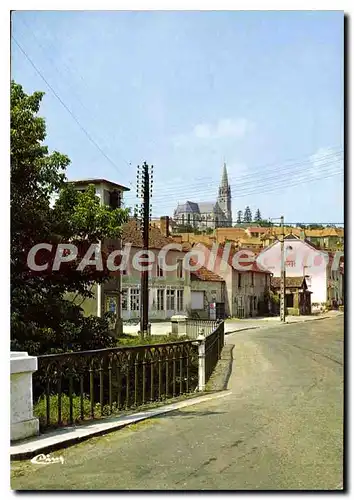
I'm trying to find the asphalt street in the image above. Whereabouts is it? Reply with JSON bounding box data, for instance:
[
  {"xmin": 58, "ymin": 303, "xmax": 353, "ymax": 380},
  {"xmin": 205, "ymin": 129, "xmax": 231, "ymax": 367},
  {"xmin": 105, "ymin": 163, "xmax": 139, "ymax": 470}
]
[{"xmin": 11, "ymin": 316, "xmax": 344, "ymax": 491}]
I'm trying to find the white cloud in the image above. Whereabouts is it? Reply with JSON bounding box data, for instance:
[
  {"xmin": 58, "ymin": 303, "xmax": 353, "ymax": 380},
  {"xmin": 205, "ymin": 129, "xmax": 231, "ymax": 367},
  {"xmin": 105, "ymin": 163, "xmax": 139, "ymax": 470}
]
[
  {"xmin": 310, "ymin": 147, "xmax": 342, "ymax": 176},
  {"xmin": 193, "ymin": 118, "xmax": 251, "ymax": 140},
  {"xmin": 173, "ymin": 117, "xmax": 252, "ymax": 147}
]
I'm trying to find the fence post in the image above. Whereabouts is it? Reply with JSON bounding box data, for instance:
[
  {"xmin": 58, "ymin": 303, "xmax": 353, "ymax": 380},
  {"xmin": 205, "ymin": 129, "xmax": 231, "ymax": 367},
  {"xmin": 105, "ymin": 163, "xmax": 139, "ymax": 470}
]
[
  {"xmin": 197, "ymin": 334, "xmax": 206, "ymax": 391},
  {"xmin": 11, "ymin": 351, "xmax": 39, "ymax": 441}
]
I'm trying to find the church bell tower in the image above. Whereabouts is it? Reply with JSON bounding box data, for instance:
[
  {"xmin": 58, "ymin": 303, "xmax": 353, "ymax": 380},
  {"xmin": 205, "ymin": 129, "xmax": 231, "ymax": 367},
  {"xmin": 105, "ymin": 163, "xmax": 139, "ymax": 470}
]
[{"xmin": 217, "ymin": 162, "xmax": 232, "ymax": 226}]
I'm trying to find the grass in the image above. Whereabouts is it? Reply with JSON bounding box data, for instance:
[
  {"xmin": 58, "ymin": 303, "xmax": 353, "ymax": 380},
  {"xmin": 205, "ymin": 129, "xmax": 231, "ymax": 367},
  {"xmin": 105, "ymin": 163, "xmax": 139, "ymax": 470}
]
[
  {"xmin": 116, "ymin": 334, "xmax": 191, "ymax": 347},
  {"xmin": 33, "ymin": 394, "xmax": 114, "ymax": 427},
  {"xmin": 33, "ymin": 388, "xmax": 201, "ymax": 431}
]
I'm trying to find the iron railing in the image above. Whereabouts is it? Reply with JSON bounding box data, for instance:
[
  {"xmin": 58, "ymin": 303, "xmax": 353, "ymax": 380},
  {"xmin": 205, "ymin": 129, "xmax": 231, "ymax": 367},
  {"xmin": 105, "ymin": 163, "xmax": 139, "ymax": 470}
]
[
  {"xmin": 33, "ymin": 340, "xmax": 198, "ymax": 431},
  {"xmin": 205, "ymin": 321, "xmax": 225, "ymax": 382},
  {"xmin": 185, "ymin": 319, "xmax": 219, "ymax": 339}
]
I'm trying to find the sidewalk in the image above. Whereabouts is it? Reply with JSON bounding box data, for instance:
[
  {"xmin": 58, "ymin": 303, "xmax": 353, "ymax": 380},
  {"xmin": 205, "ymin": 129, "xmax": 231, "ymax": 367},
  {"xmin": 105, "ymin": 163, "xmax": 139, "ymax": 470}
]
[
  {"xmin": 225, "ymin": 310, "xmax": 343, "ymax": 335},
  {"xmin": 11, "ymin": 392, "xmax": 232, "ymax": 460}
]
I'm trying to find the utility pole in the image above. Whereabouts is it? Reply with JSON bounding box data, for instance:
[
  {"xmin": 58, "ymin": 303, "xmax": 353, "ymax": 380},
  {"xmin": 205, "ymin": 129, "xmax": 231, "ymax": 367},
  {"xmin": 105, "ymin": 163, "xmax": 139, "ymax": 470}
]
[
  {"xmin": 280, "ymin": 215, "xmax": 286, "ymax": 322},
  {"xmin": 136, "ymin": 162, "xmax": 153, "ymax": 339}
]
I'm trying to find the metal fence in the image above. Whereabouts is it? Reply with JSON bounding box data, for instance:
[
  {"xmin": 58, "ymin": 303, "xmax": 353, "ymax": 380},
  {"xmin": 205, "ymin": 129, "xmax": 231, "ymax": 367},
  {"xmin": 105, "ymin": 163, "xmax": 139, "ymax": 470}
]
[
  {"xmin": 33, "ymin": 341, "xmax": 198, "ymax": 431},
  {"xmin": 205, "ymin": 321, "xmax": 225, "ymax": 382},
  {"xmin": 32, "ymin": 321, "xmax": 225, "ymax": 432},
  {"xmin": 185, "ymin": 319, "xmax": 219, "ymax": 339}
]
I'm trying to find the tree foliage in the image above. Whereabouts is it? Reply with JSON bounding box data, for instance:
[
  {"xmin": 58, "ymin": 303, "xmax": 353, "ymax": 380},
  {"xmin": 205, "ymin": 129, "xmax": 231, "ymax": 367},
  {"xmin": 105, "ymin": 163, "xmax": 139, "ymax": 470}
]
[
  {"xmin": 254, "ymin": 208, "xmax": 262, "ymax": 222},
  {"xmin": 243, "ymin": 206, "xmax": 252, "ymax": 223},
  {"xmin": 236, "ymin": 210, "xmax": 243, "ymax": 224},
  {"xmin": 11, "ymin": 81, "xmax": 129, "ymax": 355}
]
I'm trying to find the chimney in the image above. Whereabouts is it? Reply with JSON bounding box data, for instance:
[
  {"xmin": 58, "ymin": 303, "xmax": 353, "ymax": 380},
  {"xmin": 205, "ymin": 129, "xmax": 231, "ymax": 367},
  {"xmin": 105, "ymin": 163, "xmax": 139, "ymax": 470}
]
[{"xmin": 160, "ymin": 216, "xmax": 170, "ymax": 237}]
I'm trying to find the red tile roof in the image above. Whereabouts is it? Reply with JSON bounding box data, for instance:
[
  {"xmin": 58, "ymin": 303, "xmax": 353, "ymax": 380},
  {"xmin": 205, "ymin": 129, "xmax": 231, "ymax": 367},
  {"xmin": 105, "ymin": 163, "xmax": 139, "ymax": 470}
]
[
  {"xmin": 271, "ymin": 277, "xmax": 307, "ymax": 289},
  {"xmin": 121, "ymin": 218, "xmax": 179, "ymax": 250},
  {"xmin": 247, "ymin": 227, "xmax": 269, "ymax": 233},
  {"xmin": 191, "ymin": 266, "xmax": 225, "ymax": 282},
  {"xmin": 189, "ymin": 258, "xmax": 224, "ymax": 281},
  {"xmin": 199, "ymin": 243, "xmax": 271, "ymax": 274}
]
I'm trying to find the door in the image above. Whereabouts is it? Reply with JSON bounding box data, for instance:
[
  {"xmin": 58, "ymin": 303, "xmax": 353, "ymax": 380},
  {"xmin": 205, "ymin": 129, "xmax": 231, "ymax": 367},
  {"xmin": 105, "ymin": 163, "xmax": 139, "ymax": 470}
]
[{"xmin": 215, "ymin": 302, "xmax": 225, "ymax": 319}]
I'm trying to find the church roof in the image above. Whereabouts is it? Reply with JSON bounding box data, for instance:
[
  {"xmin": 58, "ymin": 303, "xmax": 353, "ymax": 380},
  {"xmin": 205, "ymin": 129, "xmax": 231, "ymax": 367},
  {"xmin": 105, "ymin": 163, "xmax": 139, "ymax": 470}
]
[
  {"xmin": 174, "ymin": 201, "xmax": 200, "ymax": 215},
  {"xmin": 198, "ymin": 202, "xmax": 216, "ymax": 213}
]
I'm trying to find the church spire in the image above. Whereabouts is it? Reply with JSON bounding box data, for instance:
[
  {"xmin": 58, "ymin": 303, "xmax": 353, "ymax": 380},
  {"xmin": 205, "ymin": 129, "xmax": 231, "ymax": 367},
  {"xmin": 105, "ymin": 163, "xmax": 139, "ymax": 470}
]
[
  {"xmin": 217, "ymin": 162, "xmax": 232, "ymax": 227},
  {"xmin": 221, "ymin": 162, "xmax": 229, "ymax": 188}
]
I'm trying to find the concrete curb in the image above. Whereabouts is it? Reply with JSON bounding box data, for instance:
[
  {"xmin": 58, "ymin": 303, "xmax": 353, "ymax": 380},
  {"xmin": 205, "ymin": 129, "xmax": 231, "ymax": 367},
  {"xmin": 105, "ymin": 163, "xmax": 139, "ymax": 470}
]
[
  {"xmin": 205, "ymin": 344, "xmax": 234, "ymax": 391},
  {"xmin": 11, "ymin": 391, "xmax": 232, "ymax": 461},
  {"xmin": 225, "ymin": 326, "xmax": 259, "ymax": 335}
]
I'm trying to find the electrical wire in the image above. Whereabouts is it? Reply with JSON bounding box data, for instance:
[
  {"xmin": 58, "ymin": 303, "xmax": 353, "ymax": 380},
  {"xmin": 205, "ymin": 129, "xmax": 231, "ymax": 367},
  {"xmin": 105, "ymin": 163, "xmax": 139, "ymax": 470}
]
[
  {"xmin": 125, "ymin": 149, "xmax": 343, "ymax": 199},
  {"xmin": 142, "ymin": 165, "xmax": 343, "ymax": 206},
  {"xmin": 124, "ymin": 154, "xmax": 343, "ymax": 205},
  {"xmin": 12, "ymin": 35, "xmax": 131, "ymax": 179}
]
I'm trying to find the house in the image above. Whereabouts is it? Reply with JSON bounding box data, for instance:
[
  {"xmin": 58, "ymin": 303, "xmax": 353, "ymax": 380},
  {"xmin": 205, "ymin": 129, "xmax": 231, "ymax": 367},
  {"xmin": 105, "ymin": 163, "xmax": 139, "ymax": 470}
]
[
  {"xmin": 119, "ymin": 218, "xmax": 187, "ymax": 321},
  {"xmin": 305, "ymin": 227, "xmax": 344, "ymax": 251},
  {"xmin": 173, "ymin": 163, "xmax": 232, "ymax": 230},
  {"xmin": 68, "ymin": 178, "xmax": 130, "ymax": 335},
  {"xmin": 257, "ymin": 234, "xmax": 344, "ymax": 307},
  {"xmin": 271, "ymin": 276, "xmax": 312, "ymax": 316},
  {"xmin": 120, "ymin": 218, "xmax": 227, "ymax": 321},
  {"xmin": 194, "ymin": 243, "xmax": 271, "ymax": 318},
  {"xmin": 189, "ymin": 262, "xmax": 226, "ymax": 319}
]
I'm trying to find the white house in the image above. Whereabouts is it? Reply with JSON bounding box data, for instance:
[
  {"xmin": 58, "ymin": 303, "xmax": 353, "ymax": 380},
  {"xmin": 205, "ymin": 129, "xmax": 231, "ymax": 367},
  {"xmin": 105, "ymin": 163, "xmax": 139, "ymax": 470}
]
[{"xmin": 256, "ymin": 235, "xmax": 343, "ymax": 306}]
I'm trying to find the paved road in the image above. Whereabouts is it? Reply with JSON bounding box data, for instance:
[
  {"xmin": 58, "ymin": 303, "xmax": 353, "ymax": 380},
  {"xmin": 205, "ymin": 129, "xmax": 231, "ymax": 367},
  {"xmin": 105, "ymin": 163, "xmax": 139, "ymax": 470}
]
[{"xmin": 12, "ymin": 316, "xmax": 344, "ymax": 491}]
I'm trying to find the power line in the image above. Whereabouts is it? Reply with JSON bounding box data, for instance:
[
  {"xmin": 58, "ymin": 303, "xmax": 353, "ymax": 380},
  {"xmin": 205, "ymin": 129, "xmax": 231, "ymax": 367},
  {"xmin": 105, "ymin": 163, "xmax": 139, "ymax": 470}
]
[
  {"xmin": 12, "ymin": 35, "xmax": 130, "ymax": 178},
  {"xmin": 126, "ymin": 149, "xmax": 343, "ymax": 197},
  {"xmin": 125, "ymin": 153, "xmax": 343, "ymax": 203},
  {"xmin": 145, "ymin": 164, "xmax": 343, "ymax": 204},
  {"xmin": 148, "ymin": 216, "xmax": 344, "ymax": 224},
  {"xmin": 17, "ymin": 18, "xmax": 134, "ymax": 175}
]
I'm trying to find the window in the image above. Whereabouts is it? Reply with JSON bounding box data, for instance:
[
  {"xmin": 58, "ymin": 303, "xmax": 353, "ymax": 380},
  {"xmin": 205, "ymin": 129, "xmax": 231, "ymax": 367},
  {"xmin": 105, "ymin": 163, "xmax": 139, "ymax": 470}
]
[
  {"xmin": 109, "ymin": 190, "xmax": 121, "ymax": 209},
  {"xmin": 177, "ymin": 259, "xmax": 183, "ymax": 279},
  {"xmin": 130, "ymin": 289, "xmax": 140, "ymax": 311},
  {"xmin": 166, "ymin": 289, "xmax": 175, "ymax": 310},
  {"xmin": 157, "ymin": 289, "xmax": 164, "ymax": 311},
  {"xmin": 238, "ymin": 273, "xmax": 242, "ymax": 288},
  {"xmin": 251, "ymin": 272, "xmax": 254, "ymax": 286},
  {"xmin": 121, "ymin": 289, "xmax": 128, "ymax": 310},
  {"xmin": 177, "ymin": 290, "xmax": 184, "ymax": 311},
  {"xmin": 286, "ymin": 294, "xmax": 294, "ymax": 308},
  {"xmin": 157, "ymin": 257, "xmax": 164, "ymax": 277}
]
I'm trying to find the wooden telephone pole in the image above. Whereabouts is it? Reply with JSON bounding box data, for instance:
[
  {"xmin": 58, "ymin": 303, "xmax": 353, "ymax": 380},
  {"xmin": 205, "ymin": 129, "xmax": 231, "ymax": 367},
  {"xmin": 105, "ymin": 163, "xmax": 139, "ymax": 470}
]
[{"xmin": 136, "ymin": 162, "xmax": 153, "ymax": 338}]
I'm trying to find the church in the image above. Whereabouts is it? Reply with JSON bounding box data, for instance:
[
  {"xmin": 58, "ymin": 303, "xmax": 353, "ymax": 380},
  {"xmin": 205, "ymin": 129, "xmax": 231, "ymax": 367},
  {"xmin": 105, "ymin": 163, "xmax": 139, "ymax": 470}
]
[{"xmin": 173, "ymin": 163, "xmax": 232, "ymax": 229}]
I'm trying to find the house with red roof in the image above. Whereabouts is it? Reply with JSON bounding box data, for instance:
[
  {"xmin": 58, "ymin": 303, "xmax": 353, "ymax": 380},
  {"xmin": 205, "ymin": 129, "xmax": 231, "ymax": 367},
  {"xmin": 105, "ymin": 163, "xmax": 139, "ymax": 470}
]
[
  {"xmin": 257, "ymin": 234, "xmax": 344, "ymax": 307},
  {"xmin": 193, "ymin": 242, "xmax": 272, "ymax": 318}
]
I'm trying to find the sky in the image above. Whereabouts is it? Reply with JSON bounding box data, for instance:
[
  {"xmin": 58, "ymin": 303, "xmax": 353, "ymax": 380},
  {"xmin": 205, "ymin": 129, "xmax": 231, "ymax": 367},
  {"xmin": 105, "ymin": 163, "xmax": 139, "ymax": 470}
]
[{"xmin": 11, "ymin": 10, "xmax": 344, "ymax": 224}]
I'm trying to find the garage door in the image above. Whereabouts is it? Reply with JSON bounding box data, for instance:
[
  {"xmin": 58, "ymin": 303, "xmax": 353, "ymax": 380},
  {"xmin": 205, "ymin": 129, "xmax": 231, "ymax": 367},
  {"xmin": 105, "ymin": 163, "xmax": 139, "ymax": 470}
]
[{"xmin": 191, "ymin": 291, "xmax": 204, "ymax": 310}]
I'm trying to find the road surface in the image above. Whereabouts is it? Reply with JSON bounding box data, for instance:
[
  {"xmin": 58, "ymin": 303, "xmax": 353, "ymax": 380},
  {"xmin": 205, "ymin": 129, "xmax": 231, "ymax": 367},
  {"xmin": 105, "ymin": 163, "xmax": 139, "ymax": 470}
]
[{"xmin": 12, "ymin": 316, "xmax": 344, "ymax": 490}]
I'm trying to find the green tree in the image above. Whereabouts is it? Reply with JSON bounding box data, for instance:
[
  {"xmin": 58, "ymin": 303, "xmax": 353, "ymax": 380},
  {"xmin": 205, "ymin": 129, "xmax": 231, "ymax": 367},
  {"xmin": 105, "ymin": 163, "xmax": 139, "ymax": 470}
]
[
  {"xmin": 243, "ymin": 206, "xmax": 252, "ymax": 223},
  {"xmin": 254, "ymin": 208, "xmax": 262, "ymax": 222},
  {"xmin": 236, "ymin": 210, "xmax": 243, "ymax": 224},
  {"xmin": 258, "ymin": 219, "xmax": 272, "ymax": 227},
  {"xmin": 11, "ymin": 81, "xmax": 129, "ymax": 355}
]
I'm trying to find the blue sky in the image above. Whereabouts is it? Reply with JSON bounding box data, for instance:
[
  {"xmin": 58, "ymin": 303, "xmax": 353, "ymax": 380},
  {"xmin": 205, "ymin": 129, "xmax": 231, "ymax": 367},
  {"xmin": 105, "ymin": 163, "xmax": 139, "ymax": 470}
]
[{"xmin": 11, "ymin": 10, "xmax": 344, "ymax": 223}]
